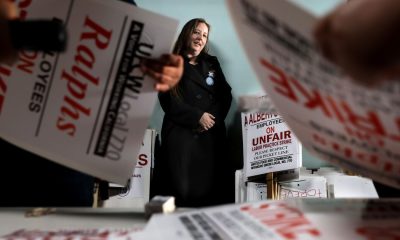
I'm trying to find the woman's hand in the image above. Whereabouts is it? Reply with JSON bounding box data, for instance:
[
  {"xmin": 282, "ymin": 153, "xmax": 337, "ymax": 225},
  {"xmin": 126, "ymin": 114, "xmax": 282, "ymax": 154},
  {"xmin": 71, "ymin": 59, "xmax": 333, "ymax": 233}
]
[
  {"xmin": 199, "ymin": 112, "xmax": 215, "ymax": 131},
  {"xmin": 141, "ymin": 53, "xmax": 184, "ymax": 92}
]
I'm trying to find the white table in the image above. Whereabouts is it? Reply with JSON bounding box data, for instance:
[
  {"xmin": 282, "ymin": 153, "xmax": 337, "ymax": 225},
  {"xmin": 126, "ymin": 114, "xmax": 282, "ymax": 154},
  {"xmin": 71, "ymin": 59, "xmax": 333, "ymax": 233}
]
[{"xmin": 0, "ymin": 208, "xmax": 148, "ymax": 236}]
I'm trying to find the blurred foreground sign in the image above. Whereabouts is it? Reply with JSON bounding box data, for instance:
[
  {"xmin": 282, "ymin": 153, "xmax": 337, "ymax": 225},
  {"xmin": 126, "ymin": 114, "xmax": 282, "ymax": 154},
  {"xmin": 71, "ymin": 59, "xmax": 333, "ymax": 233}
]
[
  {"xmin": 0, "ymin": 0, "xmax": 178, "ymax": 184},
  {"xmin": 227, "ymin": 0, "xmax": 400, "ymax": 188}
]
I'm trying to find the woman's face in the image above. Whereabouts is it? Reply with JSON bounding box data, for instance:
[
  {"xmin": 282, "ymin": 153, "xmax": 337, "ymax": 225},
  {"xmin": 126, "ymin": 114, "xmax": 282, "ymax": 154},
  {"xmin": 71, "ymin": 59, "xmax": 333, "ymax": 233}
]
[{"xmin": 188, "ymin": 22, "xmax": 208, "ymax": 56}]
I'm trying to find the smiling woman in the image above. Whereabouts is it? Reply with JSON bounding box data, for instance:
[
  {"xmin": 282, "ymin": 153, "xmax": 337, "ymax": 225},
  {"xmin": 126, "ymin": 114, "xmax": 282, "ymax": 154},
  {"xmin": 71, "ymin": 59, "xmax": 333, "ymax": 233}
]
[{"xmin": 152, "ymin": 18, "xmax": 234, "ymax": 207}]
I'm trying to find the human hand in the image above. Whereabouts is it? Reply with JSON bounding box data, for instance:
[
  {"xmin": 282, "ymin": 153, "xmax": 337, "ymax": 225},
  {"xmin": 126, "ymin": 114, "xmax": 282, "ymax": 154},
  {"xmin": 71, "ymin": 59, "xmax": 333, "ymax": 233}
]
[
  {"xmin": 0, "ymin": 0, "xmax": 18, "ymax": 64},
  {"xmin": 313, "ymin": 0, "xmax": 400, "ymax": 86},
  {"xmin": 141, "ymin": 53, "xmax": 183, "ymax": 92},
  {"xmin": 199, "ymin": 112, "xmax": 215, "ymax": 131}
]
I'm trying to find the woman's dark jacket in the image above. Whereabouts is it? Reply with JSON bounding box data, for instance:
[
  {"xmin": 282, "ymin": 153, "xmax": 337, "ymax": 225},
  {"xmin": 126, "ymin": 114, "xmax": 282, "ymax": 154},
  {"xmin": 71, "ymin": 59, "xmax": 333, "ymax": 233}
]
[{"xmin": 155, "ymin": 53, "xmax": 233, "ymax": 207}]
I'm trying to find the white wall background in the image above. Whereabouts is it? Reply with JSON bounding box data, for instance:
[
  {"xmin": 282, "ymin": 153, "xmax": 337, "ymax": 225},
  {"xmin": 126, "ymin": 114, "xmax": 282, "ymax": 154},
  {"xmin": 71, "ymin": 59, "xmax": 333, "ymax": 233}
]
[{"xmin": 136, "ymin": 0, "xmax": 342, "ymax": 168}]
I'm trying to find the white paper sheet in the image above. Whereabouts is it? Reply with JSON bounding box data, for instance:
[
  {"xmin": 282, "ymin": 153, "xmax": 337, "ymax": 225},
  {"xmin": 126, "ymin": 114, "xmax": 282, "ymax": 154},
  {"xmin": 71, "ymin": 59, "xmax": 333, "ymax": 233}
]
[{"xmin": 0, "ymin": 0, "xmax": 178, "ymax": 184}]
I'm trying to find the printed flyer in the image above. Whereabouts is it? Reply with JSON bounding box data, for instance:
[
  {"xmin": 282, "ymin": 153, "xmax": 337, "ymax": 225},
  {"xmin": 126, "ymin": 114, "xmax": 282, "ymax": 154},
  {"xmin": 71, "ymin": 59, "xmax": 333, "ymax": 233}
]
[
  {"xmin": 241, "ymin": 112, "xmax": 302, "ymax": 178},
  {"xmin": 140, "ymin": 199, "xmax": 400, "ymax": 240},
  {"xmin": 2, "ymin": 228, "xmax": 143, "ymax": 240},
  {"xmin": 228, "ymin": 0, "xmax": 400, "ymax": 188},
  {"xmin": 0, "ymin": 0, "xmax": 178, "ymax": 184}
]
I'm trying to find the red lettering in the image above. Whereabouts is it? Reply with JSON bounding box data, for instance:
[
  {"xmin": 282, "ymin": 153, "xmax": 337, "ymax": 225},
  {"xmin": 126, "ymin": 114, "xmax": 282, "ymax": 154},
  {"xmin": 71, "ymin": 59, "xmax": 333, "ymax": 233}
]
[
  {"xmin": 253, "ymin": 131, "xmax": 291, "ymax": 146},
  {"xmin": 390, "ymin": 118, "xmax": 400, "ymax": 141},
  {"xmin": 61, "ymin": 70, "xmax": 88, "ymax": 100},
  {"xmin": 341, "ymin": 102, "xmax": 386, "ymax": 136},
  {"xmin": 16, "ymin": 51, "xmax": 37, "ymax": 74},
  {"xmin": 57, "ymin": 16, "xmax": 112, "ymax": 136},
  {"xmin": 259, "ymin": 57, "xmax": 400, "ymax": 148},
  {"xmin": 0, "ymin": 0, "xmax": 36, "ymax": 113},
  {"xmin": 326, "ymin": 95, "xmax": 345, "ymax": 123},
  {"xmin": 241, "ymin": 203, "xmax": 320, "ymax": 239},
  {"xmin": 137, "ymin": 154, "xmax": 148, "ymax": 166},
  {"xmin": 312, "ymin": 133, "xmax": 400, "ymax": 174},
  {"xmin": 0, "ymin": 66, "xmax": 11, "ymax": 114},
  {"xmin": 81, "ymin": 16, "xmax": 113, "ymax": 49},
  {"xmin": 284, "ymin": 130, "xmax": 291, "ymax": 139},
  {"xmin": 290, "ymin": 77, "xmax": 332, "ymax": 117},
  {"xmin": 58, "ymin": 96, "xmax": 91, "ymax": 136},
  {"xmin": 266, "ymin": 126, "xmax": 275, "ymax": 134},
  {"xmin": 75, "ymin": 45, "xmax": 96, "ymax": 68},
  {"xmin": 61, "ymin": 95, "xmax": 91, "ymax": 119},
  {"xmin": 12, "ymin": 0, "xmax": 32, "ymax": 19},
  {"xmin": 260, "ymin": 58, "xmax": 298, "ymax": 102},
  {"xmin": 71, "ymin": 65, "xmax": 99, "ymax": 85},
  {"xmin": 56, "ymin": 117, "xmax": 76, "ymax": 136},
  {"xmin": 345, "ymin": 126, "xmax": 385, "ymax": 148}
]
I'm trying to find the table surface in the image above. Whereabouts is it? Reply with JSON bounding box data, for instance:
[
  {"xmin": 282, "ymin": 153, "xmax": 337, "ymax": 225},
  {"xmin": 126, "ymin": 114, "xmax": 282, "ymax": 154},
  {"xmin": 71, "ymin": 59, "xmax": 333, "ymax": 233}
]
[{"xmin": 0, "ymin": 208, "xmax": 148, "ymax": 236}]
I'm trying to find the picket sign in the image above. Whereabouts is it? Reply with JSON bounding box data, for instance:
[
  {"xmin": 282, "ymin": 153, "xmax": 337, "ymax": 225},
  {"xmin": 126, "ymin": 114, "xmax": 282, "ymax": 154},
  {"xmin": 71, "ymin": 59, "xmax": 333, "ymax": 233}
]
[
  {"xmin": 241, "ymin": 111, "xmax": 302, "ymax": 178},
  {"xmin": 103, "ymin": 129, "xmax": 155, "ymax": 209}
]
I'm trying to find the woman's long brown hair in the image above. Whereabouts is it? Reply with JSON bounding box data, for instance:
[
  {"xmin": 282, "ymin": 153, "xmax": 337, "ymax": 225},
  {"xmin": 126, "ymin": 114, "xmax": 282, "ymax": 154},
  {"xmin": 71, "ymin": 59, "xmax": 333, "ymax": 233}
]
[
  {"xmin": 171, "ymin": 18, "xmax": 211, "ymax": 98},
  {"xmin": 173, "ymin": 18, "xmax": 211, "ymax": 55}
]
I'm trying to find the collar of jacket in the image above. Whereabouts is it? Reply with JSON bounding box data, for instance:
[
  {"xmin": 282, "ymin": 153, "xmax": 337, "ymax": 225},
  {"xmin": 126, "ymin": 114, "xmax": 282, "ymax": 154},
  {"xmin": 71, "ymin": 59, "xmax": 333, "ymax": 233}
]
[{"xmin": 183, "ymin": 60, "xmax": 218, "ymax": 94}]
